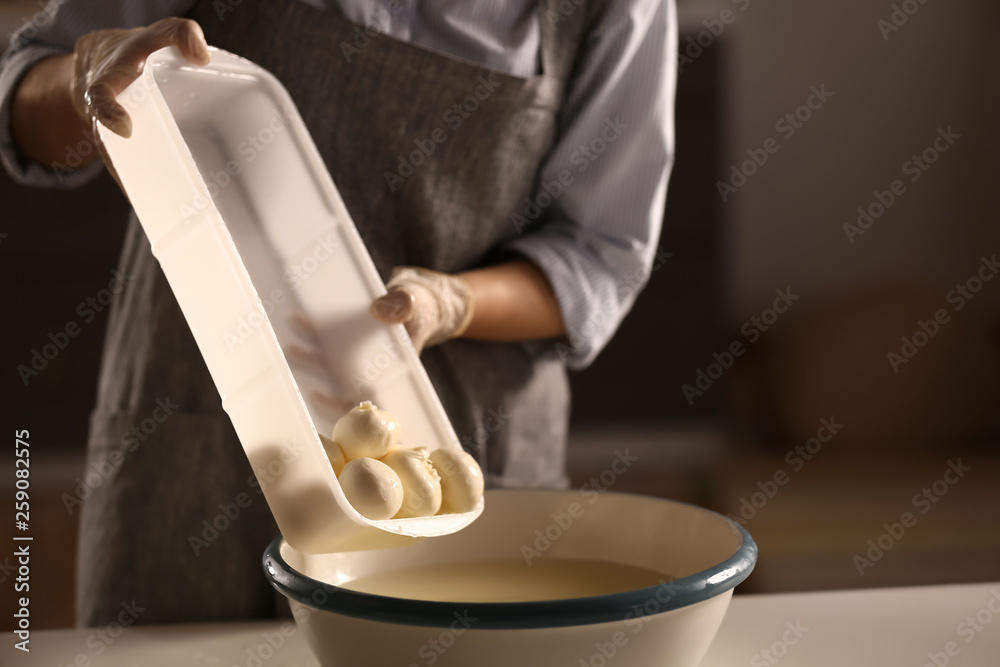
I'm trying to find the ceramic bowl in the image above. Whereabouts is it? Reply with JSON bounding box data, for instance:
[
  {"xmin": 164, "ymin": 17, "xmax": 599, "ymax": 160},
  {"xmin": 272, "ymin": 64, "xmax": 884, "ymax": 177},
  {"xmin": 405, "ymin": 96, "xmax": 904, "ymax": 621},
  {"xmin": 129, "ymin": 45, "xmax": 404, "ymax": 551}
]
[{"xmin": 263, "ymin": 489, "xmax": 756, "ymax": 667}]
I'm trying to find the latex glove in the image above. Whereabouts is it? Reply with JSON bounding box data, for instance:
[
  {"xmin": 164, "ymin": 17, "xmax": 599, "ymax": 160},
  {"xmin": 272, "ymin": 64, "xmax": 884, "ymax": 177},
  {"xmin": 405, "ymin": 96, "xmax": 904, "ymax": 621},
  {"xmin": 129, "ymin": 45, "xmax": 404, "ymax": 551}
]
[
  {"xmin": 71, "ymin": 18, "xmax": 211, "ymax": 138},
  {"xmin": 370, "ymin": 267, "xmax": 475, "ymax": 354}
]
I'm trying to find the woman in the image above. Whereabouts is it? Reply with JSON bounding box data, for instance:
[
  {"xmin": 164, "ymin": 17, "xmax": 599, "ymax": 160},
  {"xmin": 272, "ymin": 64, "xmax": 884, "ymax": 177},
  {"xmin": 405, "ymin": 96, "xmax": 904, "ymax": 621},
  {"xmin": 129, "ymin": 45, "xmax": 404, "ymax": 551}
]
[{"xmin": 2, "ymin": 0, "xmax": 675, "ymax": 625}]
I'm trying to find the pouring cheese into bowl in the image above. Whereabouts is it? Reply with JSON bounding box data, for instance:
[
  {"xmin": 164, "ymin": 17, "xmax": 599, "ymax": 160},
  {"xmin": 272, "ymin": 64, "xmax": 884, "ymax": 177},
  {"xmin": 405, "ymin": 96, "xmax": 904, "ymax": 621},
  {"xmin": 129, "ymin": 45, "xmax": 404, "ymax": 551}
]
[
  {"xmin": 430, "ymin": 448, "xmax": 484, "ymax": 514},
  {"xmin": 338, "ymin": 458, "xmax": 404, "ymax": 520},
  {"xmin": 380, "ymin": 446, "xmax": 442, "ymax": 518},
  {"xmin": 332, "ymin": 400, "xmax": 400, "ymax": 459},
  {"xmin": 325, "ymin": 401, "xmax": 484, "ymax": 519}
]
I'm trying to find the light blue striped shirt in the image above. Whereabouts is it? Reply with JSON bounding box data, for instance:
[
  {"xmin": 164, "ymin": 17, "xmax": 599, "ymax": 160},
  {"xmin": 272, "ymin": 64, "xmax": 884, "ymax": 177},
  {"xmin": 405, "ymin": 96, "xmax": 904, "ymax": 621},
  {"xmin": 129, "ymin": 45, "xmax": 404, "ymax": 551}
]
[{"xmin": 0, "ymin": 0, "xmax": 676, "ymax": 368}]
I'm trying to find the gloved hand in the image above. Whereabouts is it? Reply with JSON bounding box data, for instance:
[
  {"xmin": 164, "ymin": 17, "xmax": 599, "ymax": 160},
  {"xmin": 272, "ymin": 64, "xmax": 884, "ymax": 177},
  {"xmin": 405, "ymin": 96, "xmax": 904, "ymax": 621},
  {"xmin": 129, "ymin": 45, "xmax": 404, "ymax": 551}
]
[
  {"xmin": 370, "ymin": 267, "xmax": 475, "ymax": 354},
  {"xmin": 71, "ymin": 18, "xmax": 210, "ymax": 138}
]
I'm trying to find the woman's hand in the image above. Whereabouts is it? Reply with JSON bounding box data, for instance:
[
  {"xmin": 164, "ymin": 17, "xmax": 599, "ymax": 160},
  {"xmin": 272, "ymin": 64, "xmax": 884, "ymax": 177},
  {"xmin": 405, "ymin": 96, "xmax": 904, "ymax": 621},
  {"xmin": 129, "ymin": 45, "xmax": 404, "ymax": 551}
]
[
  {"xmin": 12, "ymin": 18, "xmax": 210, "ymax": 169},
  {"xmin": 70, "ymin": 17, "xmax": 210, "ymax": 138},
  {"xmin": 370, "ymin": 260, "xmax": 566, "ymax": 353},
  {"xmin": 370, "ymin": 267, "xmax": 475, "ymax": 353}
]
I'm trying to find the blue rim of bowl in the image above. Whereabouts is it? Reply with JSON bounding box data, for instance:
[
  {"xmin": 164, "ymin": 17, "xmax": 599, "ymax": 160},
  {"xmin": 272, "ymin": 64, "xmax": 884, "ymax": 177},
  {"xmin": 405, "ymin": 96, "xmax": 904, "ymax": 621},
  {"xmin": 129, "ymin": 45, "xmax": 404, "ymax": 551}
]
[{"xmin": 261, "ymin": 493, "xmax": 758, "ymax": 630}]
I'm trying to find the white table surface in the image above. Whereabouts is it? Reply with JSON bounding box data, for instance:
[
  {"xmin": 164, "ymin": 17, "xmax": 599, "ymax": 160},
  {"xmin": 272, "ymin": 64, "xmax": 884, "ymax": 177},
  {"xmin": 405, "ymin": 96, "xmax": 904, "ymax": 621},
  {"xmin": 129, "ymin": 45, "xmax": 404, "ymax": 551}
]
[{"xmin": 5, "ymin": 582, "xmax": 998, "ymax": 666}]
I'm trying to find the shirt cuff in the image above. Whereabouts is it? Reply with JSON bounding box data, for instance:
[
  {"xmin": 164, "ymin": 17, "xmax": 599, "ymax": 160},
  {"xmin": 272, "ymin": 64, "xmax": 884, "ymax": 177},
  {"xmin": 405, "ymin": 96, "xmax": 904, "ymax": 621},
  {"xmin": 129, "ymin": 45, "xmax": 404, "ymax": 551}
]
[
  {"xmin": 0, "ymin": 44, "xmax": 105, "ymax": 188},
  {"xmin": 503, "ymin": 221, "xmax": 651, "ymax": 370}
]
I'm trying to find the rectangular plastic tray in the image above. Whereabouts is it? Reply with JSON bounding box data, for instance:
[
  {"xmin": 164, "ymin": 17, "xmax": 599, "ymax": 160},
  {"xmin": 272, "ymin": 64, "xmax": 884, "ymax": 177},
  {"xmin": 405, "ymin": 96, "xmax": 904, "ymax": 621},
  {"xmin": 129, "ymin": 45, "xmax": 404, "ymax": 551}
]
[{"xmin": 98, "ymin": 46, "xmax": 482, "ymax": 553}]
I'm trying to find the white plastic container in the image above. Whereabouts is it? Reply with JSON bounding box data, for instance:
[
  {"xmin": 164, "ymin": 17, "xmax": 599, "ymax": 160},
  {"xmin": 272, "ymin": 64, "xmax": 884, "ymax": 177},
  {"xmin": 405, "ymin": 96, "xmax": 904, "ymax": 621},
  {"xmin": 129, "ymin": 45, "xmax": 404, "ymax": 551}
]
[{"xmin": 98, "ymin": 46, "xmax": 483, "ymax": 553}]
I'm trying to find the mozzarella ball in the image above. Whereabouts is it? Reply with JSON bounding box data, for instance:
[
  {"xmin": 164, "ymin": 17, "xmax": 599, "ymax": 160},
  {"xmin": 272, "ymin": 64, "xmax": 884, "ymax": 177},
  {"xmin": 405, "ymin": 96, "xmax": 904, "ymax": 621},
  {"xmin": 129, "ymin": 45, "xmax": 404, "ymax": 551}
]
[
  {"xmin": 338, "ymin": 458, "xmax": 403, "ymax": 520},
  {"xmin": 319, "ymin": 435, "xmax": 346, "ymax": 476},
  {"xmin": 429, "ymin": 448, "xmax": 484, "ymax": 514},
  {"xmin": 380, "ymin": 446, "xmax": 442, "ymax": 518},
  {"xmin": 332, "ymin": 401, "xmax": 401, "ymax": 460}
]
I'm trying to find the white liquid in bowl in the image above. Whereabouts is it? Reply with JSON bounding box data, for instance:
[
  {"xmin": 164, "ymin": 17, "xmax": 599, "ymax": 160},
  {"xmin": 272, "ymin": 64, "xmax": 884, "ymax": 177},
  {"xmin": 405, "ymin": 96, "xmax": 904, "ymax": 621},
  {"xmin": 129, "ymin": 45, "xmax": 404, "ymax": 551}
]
[{"xmin": 340, "ymin": 558, "xmax": 672, "ymax": 603}]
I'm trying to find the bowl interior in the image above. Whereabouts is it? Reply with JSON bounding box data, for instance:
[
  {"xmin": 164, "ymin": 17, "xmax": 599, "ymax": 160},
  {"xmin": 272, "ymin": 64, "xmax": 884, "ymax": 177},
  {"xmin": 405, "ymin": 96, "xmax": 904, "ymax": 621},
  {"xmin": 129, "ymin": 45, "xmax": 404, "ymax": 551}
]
[{"xmin": 277, "ymin": 489, "xmax": 754, "ymax": 608}]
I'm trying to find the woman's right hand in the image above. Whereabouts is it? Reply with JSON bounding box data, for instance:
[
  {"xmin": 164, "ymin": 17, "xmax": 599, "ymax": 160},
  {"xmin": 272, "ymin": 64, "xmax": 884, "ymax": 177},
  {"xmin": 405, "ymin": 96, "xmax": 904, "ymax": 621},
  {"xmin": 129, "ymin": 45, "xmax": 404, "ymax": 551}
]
[
  {"xmin": 11, "ymin": 17, "xmax": 210, "ymax": 169},
  {"xmin": 70, "ymin": 17, "xmax": 211, "ymax": 138}
]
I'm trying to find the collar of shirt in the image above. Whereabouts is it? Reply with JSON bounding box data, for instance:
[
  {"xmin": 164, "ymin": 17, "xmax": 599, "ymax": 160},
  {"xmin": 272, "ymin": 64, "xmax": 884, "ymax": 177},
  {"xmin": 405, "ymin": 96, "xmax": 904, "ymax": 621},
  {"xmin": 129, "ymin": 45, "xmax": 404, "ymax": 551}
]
[{"xmin": 307, "ymin": 0, "xmax": 542, "ymax": 77}]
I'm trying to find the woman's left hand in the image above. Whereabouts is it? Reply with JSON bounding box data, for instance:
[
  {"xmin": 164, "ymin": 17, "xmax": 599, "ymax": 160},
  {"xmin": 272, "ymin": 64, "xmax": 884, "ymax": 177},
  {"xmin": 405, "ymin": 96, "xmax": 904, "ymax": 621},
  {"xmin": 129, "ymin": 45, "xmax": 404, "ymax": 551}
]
[{"xmin": 370, "ymin": 267, "xmax": 475, "ymax": 353}]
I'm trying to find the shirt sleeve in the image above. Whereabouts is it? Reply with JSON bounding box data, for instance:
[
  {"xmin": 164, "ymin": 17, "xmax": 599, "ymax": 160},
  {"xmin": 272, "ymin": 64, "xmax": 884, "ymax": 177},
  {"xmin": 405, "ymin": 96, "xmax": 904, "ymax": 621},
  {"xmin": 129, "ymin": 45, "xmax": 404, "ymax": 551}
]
[
  {"xmin": 0, "ymin": 0, "xmax": 195, "ymax": 188},
  {"xmin": 501, "ymin": 0, "xmax": 677, "ymax": 369}
]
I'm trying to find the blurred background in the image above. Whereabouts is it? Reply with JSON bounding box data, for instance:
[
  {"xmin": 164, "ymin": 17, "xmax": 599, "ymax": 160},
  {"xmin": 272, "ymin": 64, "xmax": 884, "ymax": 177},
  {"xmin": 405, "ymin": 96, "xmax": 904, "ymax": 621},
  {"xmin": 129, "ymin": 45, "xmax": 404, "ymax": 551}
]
[{"xmin": 2, "ymin": 0, "xmax": 998, "ymax": 630}]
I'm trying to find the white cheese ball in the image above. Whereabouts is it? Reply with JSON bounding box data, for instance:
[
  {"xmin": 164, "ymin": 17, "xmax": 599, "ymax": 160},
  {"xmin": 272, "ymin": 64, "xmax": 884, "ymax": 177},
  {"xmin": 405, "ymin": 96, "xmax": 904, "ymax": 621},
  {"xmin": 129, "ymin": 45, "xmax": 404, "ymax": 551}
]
[
  {"xmin": 429, "ymin": 448, "xmax": 484, "ymax": 514},
  {"xmin": 338, "ymin": 458, "xmax": 403, "ymax": 520},
  {"xmin": 332, "ymin": 401, "xmax": 400, "ymax": 460},
  {"xmin": 380, "ymin": 447, "xmax": 442, "ymax": 518},
  {"xmin": 319, "ymin": 435, "xmax": 346, "ymax": 476}
]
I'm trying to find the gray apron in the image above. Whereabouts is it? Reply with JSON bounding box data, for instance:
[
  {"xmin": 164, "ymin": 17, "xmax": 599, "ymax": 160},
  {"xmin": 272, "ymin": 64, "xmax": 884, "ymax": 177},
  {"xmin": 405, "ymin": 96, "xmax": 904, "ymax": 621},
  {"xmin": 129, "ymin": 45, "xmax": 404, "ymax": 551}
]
[{"xmin": 78, "ymin": 0, "xmax": 588, "ymax": 625}]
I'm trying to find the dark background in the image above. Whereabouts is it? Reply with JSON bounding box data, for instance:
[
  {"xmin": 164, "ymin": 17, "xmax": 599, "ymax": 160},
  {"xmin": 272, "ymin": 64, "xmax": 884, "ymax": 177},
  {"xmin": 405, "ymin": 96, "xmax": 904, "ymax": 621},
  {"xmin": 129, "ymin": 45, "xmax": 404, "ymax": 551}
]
[{"xmin": 2, "ymin": 0, "xmax": 999, "ymax": 630}]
